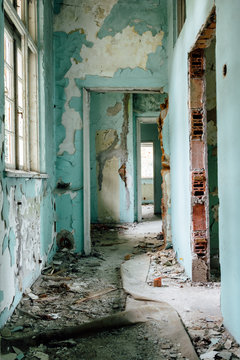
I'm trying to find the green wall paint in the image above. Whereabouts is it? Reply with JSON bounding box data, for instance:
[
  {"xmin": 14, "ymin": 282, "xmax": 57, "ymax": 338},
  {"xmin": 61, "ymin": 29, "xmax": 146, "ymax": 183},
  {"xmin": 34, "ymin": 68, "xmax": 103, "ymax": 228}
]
[
  {"xmin": 216, "ymin": 0, "xmax": 240, "ymax": 343},
  {"xmin": 54, "ymin": 0, "xmax": 169, "ymax": 250},
  {"xmin": 168, "ymin": 0, "xmax": 214, "ymax": 277},
  {"xmin": 0, "ymin": 0, "xmax": 56, "ymax": 327},
  {"xmin": 98, "ymin": 0, "xmax": 167, "ymax": 38},
  {"xmin": 90, "ymin": 92, "xmax": 134, "ymax": 223}
]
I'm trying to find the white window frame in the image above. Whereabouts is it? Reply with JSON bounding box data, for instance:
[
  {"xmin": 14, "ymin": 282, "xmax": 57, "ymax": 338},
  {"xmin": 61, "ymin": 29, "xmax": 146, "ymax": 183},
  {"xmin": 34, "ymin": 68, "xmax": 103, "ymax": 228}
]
[{"xmin": 4, "ymin": 0, "xmax": 39, "ymax": 173}]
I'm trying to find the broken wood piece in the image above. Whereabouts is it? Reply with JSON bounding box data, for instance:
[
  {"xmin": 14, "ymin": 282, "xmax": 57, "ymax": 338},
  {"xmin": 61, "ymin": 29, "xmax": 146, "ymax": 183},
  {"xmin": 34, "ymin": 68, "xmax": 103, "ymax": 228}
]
[
  {"xmin": 75, "ymin": 287, "xmax": 117, "ymax": 304},
  {"xmin": 17, "ymin": 308, "xmax": 39, "ymax": 320},
  {"xmin": 50, "ymin": 269, "xmax": 66, "ymax": 276},
  {"xmin": 42, "ymin": 275, "xmax": 71, "ymax": 281},
  {"xmin": 35, "ymin": 296, "xmax": 59, "ymax": 303}
]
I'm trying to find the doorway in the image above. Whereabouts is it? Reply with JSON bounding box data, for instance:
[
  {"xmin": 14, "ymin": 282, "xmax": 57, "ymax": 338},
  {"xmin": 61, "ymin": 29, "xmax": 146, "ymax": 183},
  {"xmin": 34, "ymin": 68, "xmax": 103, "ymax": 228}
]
[
  {"xmin": 136, "ymin": 119, "xmax": 162, "ymax": 221},
  {"xmin": 188, "ymin": 8, "xmax": 219, "ymax": 281},
  {"xmin": 83, "ymin": 89, "xmax": 166, "ymax": 254},
  {"xmin": 141, "ymin": 142, "xmax": 154, "ymax": 219}
]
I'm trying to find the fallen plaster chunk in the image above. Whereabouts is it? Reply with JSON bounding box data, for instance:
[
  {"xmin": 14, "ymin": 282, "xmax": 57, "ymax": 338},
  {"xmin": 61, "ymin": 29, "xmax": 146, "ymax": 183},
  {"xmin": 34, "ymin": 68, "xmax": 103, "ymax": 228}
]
[
  {"xmin": 1, "ymin": 354, "xmax": 18, "ymax": 360},
  {"xmin": 200, "ymin": 351, "xmax": 218, "ymax": 359}
]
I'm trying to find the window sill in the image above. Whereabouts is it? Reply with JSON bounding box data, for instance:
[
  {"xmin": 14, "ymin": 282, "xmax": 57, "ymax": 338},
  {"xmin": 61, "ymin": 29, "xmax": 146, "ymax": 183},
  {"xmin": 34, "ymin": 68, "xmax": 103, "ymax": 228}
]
[{"xmin": 5, "ymin": 169, "xmax": 49, "ymax": 179}]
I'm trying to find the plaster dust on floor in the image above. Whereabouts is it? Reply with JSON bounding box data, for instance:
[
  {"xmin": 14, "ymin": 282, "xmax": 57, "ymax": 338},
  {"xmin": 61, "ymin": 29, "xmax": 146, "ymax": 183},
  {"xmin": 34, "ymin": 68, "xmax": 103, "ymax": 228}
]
[{"xmin": 1, "ymin": 205, "xmax": 240, "ymax": 359}]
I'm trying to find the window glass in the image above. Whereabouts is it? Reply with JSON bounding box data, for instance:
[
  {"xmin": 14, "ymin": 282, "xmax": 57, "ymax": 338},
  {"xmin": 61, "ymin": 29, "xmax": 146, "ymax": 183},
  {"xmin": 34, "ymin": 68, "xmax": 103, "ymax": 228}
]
[
  {"xmin": 141, "ymin": 143, "xmax": 154, "ymax": 179},
  {"xmin": 4, "ymin": 0, "xmax": 39, "ymax": 171}
]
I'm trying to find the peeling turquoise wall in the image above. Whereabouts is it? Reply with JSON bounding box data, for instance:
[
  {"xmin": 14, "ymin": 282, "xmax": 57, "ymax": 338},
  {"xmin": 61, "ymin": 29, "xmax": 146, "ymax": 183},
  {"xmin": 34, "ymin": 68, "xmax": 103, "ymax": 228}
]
[
  {"xmin": 216, "ymin": 0, "xmax": 240, "ymax": 343},
  {"xmin": 90, "ymin": 92, "xmax": 134, "ymax": 223},
  {"xmin": 0, "ymin": 0, "xmax": 55, "ymax": 327},
  {"xmin": 54, "ymin": 0, "xmax": 168, "ymax": 248}
]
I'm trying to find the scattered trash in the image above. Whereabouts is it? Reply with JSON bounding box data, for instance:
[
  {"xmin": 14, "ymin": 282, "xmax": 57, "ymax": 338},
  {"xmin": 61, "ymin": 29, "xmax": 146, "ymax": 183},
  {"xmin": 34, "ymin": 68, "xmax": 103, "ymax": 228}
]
[
  {"xmin": 1, "ymin": 353, "xmax": 17, "ymax": 360},
  {"xmin": 11, "ymin": 326, "xmax": 24, "ymax": 333},
  {"xmin": 153, "ymin": 277, "xmax": 162, "ymax": 287},
  {"xmin": 75, "ymin": 287, "xmax": 117, "ymax": 304},
  {"xmin": 165, "ymin": 242, "xmax": 173, "ymax": 250},
  {"xmin": 34, "ymin": 351, "xmax": 49, "ymax": 360},
  {"xmin": 1, "ymin": 221, "xmax": 239, "ymax": 360},
  {"xmin": 16, "ymin": 354, "xmax": 24, "ymax": 360},
  {"xmin": 1, "ymin": 327, "xmax": 11, "ymax": 337}
]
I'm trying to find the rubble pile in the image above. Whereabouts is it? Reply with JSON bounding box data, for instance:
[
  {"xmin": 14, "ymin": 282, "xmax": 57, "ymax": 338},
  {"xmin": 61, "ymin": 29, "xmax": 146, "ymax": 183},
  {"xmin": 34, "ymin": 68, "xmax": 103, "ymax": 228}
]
[{"xmin": 1, "ymin": 225, "xmax": 239, "ymax": 360}]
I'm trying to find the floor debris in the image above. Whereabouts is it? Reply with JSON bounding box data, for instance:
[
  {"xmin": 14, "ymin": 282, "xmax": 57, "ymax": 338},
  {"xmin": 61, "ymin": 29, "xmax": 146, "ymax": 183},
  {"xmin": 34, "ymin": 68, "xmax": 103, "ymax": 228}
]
[{"xmin": 1, "ymin": 205, "xmax": 239, "ymax": 359}]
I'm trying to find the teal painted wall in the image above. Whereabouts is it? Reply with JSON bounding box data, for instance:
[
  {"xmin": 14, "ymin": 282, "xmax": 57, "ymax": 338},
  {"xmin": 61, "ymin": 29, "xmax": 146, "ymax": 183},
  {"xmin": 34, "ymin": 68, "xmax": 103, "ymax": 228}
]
[
  {"xmin": 54, "ymin": 0, "xmax": 169, "ymax": 248},
  {"xmin": 0, "ymin": 1, "xmax": 55, "ymax": 327},
  {"xmin": 216, "ymin": 0, "xmax": 240, "ymax": 343},
  {"xmin": 168, "ymin": 0, "xmax": 214, "ymax": 277},
  {"xmin": 169, "ymin": 0, "xmax": 240, "ymax": 343},
  {"xmin": 90, "ymin": 92, "xmax": 134, "ymax": 223},
  {"xmin": 205, "ymin": 39, "xmax": 219, "ymax": 264},
  {"xmin": 141, "ymin": 124, "xmax": 162, "ymax": 213}
]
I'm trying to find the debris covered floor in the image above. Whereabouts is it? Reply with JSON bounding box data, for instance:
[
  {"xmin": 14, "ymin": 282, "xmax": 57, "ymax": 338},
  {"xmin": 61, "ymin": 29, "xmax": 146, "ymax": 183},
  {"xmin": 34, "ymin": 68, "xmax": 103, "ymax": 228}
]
[{"xmin": 1, "ymin": 206, "xmax": 240, "ymax": 360}]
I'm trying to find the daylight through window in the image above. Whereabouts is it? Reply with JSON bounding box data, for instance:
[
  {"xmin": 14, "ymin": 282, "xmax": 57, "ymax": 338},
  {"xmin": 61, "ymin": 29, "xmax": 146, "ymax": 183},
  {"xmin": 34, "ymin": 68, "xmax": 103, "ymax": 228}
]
[{"xmin": 4, "ymin": 0, "xmax": 38, "ymax": 171}]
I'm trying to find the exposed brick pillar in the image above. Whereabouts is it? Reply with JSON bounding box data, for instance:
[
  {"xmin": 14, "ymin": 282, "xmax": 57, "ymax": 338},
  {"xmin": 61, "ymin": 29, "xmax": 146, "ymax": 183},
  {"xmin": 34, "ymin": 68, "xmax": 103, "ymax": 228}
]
[
  {"xmin": 189, "ymin": 8, "xmax": 216, "ymax": 282},
  {"xmin": 157, "ymin": 99, "xmax": 171, "ymax": 245},
  {"xmin": 189, "ymin": 49, "xmax": 209, "ymax": 282}
]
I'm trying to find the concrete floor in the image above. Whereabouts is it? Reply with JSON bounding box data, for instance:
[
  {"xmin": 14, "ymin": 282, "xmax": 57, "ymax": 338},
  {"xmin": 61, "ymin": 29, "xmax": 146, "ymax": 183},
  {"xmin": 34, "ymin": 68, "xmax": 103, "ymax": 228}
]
[{"xmin": 2, "ymin": 204, "xmax": 239, "ymax": 359}]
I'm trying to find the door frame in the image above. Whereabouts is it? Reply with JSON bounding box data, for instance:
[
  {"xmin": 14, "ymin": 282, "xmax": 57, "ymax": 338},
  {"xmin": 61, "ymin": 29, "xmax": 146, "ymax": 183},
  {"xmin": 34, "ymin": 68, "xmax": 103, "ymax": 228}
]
[{"xmin": 83, "ymin": 88, "xmax": 163, "ymax": 253}]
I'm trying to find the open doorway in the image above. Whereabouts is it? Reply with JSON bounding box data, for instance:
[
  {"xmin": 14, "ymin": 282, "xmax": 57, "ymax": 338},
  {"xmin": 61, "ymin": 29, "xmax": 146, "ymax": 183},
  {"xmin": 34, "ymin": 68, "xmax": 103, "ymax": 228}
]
[
  {"xmin": 141, "ymin": 142, "xmax": 154, "ymax": 219},
  {"xmin": 83, "ymin": 90, "xmax": 167, "ymax": 253},
  {"xmin": 188, "ymin": 8, "xmax": 219, "ymax": 282},
  {"xmin": 205, "ymin": 36, "xmax": 220, "ymax": 280},
  {"xmin": 136, "ymin": 119, "xmax": 162, "ymax": 222}
]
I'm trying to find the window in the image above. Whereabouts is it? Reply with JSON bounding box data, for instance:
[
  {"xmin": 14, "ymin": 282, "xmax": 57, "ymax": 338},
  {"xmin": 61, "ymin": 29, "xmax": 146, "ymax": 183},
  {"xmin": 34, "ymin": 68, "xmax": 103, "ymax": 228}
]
[
  {"xmin": 177, "ymin": 0, "xmax": 186, "ymax": 36},
  {"xmin": 141, "ymin": 143, "xmax": 154, "ymax": 179},
  {"xmin": 4, "ymin": 0, "xmax": 38, "ymax": 172}
]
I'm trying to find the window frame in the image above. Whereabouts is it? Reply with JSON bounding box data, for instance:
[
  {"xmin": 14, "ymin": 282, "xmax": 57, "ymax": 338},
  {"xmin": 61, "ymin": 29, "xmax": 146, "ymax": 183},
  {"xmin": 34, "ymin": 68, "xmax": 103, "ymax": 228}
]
[
  {"xmin": 4, "ymin": 0, "xmax": 39, "ymax": 173},
  {"xmin": 177, "ymin": 0, "xmax": 186, "ymax": 36}
]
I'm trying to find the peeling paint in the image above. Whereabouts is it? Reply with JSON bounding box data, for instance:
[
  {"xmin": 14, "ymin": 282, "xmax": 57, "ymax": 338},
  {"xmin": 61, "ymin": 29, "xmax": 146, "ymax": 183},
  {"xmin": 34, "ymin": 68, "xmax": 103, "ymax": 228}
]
[
  {"xmin": 107, "ymin": 102, "xmax": 122, "ymax": 116},
  {"xmin": 54, "ymin": 0, "xmax": 168, "ymax": 252},
  {"xmin": 96, "ymin": 94, "xmax": 130, "ymax": 191},
  {"xmin": 97, "ymin": 0, "xmax": 167, "ymax": 38},
  {"xmin": 0, "ymin": 0, "xmax": 56, "ymax": 327},
  {"xmin": 67, "ymin": 27, "xmax": 164, "ymax": 80}
]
